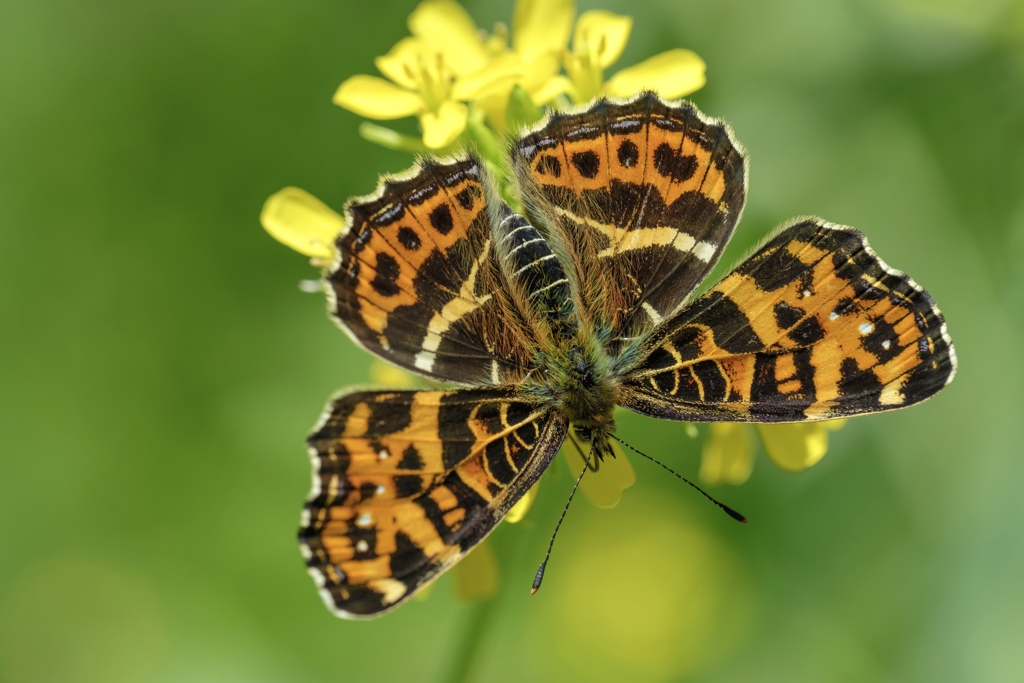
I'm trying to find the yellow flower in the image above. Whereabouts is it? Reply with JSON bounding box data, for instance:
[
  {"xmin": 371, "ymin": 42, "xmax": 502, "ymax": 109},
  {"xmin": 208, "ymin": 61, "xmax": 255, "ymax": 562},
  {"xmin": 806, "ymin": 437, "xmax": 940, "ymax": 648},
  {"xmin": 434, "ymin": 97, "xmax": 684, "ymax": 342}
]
[
  {"xmin": 464, "ymin": 0, "xmax": 574, "ymax": 132},
  {"xmin": 700, "ymin": 421, "xmax": 848, "ymax": 485},
  {"xmin": 481, "ymin": 1, "xmax": 709, "ymax": 124},
  {"xmin": 333, "ymin": 0, "xmax": 515, "ymax": 149},
  {"xmin": 260, "ymin": 187, "xmax": 340, "ymax": 264},
  {"xmin": 562, "ymin": 8, "xmax": 706, "ymax": 103}
]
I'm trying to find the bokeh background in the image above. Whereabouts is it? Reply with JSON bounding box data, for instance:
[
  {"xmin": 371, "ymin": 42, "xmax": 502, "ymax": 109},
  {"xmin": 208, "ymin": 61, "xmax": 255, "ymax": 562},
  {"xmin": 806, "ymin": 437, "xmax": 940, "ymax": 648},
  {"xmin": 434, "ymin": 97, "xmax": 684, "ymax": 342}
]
[{"xmin": 3, "ymin": 0, "xmax": 1024, "ymax": 681}]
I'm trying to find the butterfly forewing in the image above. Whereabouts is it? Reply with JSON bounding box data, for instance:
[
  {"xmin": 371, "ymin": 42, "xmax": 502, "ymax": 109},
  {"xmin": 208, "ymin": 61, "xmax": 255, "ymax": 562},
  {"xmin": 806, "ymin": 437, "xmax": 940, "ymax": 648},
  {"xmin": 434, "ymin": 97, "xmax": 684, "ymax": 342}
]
[
  {"xmin": 512, "ymin": 93, "xmax": 748, "ymax": 340},
  {"xmin": 329, "ymin": 157, "xmax": 542, "ymax": 385},
  {"xmin": 620, "ymin": 219, "xmax": 957, "ymax": 422},
  {"xmin": 301, "ymin": 388, "xmax": 567, "ymax": 617}
]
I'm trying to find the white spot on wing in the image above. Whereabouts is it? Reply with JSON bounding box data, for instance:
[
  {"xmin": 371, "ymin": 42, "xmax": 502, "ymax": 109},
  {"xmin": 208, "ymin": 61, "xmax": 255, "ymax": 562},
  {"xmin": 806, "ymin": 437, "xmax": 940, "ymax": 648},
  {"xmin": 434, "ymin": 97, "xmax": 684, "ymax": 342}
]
[
  {"xmin": 414, "ymin": 350, "xmax": 435, "ymax": 372},
  {"xmin": 355, "ymin": 540, "xmax": 370, "ymax": 553},
  {"xmin": 879, "ymin": 378, "xmax": 906, "ymax": 406},
  {"xmin": 859, "ymin": 322, "xmax": 874, "ymax": 335},
  {"xmin": 692, "ymin": 241, "xmax": 716, "ymax": 263},
  {"xmin": 356, "ymin": 512, "xmax": 373, "ymax": 527},
  {"xmin": 308, "ymin": 567, "xmax": 327, "ymax": 588},
  {"xmin": 371, "ymin": 578, "xmax": 409, "ymax": 607},
  {"xmin": 641, "ymin": 302, "xmax": 663, "ymax": 325}
]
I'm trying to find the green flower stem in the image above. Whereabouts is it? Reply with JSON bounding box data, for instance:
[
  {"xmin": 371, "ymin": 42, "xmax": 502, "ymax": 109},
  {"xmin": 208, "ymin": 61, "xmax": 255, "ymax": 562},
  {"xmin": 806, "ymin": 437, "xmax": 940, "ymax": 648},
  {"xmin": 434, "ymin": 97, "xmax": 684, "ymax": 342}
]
[
  {"xmin": 443, "ymin": 596, "xmax": 496, "ymax": 683},
  {"xmin": 464, "ymin": 115, "xmax": 522, "ymax": 212},
  {"xmin": 358, "ymin": 122, "xmax": 431, "ymax": 153}
]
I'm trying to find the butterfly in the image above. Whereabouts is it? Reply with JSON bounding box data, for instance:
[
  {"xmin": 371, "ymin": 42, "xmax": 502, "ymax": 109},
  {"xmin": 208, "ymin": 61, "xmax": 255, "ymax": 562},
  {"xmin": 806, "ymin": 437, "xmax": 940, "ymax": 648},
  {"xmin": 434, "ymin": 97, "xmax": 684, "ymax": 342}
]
[{"xmin": 298, "ymin": 92, "xmax": 957, "ymax": 618}]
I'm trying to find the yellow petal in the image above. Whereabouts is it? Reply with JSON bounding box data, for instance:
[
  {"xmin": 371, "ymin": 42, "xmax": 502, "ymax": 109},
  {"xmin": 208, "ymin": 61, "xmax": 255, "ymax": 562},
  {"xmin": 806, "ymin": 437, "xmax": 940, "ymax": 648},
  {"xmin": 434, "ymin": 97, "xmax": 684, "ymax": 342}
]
[
  {"xmin": 530, "ymin": 74, "xmax": 573, "ymax": 105},
  {"xmin": 699, "ymin": 424, "xmax": 755, "ymax": 485},
  {"xmin": 755, "ymin": 423, "xmax": 830, "ymax": 473},
  {"xmin": 420, "ymin": 99, "xmax": 468, "ymax": 148},
  {"xmin": 260, "ymin": 187, "xmax": 340, "ymax": 259},
  {"xmin": 452, "ymin": 540, "xmax": 499, "ymax": 602},
  {"xmin": 505, "ymin": 483, "xmax": 539, "ymax": 523},
  {"xmin": 563, "ymin": 438, "xmax": 636, "ymax": 509},
  {"xmin": 513, "ymin": 0, "xmax": 575, "ymax": 62},
  {"xmin": 333, "ymin": 75, "xmax": 423, "ymax": 119},
  {"xmin": 450, "ymin": 53, "xmax": 522, "ymax": 101},
  {"xmin": 408, "ymin": 0, "xmax": 488, "ymax": 76},
  {"xmin": 574, "ymin": 10, "xmax": 632, "ymax": 69},
  {"xmin": 604, "ymin": 49, "xmax": 706, "ymax": 99},
  {"xmin": 475, "ymin": 91, "xmax": 510, "ymax": 131},
  {"xmin": 517, "ymin": 51, "xmax": 562, "ymax": 91},
  {"xmin": 373, "ymin": 37, "xmax": 423, "ymax": 90},
  {"xmin": 562, "ymin": 50, "xmax": 601, "ymax": 103}
]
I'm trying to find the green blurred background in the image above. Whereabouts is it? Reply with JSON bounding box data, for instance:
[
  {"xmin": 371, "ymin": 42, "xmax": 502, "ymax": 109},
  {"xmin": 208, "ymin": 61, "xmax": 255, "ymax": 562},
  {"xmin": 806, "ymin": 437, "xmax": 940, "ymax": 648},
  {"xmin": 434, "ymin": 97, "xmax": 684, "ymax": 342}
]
[{"xmin": 3, "ymin": 0, "xmax": 1023, "ymax": 681}]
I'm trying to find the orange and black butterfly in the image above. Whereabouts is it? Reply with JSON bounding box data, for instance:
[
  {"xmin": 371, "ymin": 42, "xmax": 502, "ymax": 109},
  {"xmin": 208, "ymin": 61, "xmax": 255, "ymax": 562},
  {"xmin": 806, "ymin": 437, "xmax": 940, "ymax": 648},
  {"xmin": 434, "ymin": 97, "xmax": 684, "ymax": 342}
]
[{"xmin": 298, "ymin": 93, "xmax": 956, "ymax": 618}]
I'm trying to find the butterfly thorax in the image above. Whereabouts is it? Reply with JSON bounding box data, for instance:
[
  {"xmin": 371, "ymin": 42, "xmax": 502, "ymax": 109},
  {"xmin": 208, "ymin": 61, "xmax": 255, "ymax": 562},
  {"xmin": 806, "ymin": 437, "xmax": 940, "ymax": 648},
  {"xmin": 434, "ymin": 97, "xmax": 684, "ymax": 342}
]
[{"xmin": 524, "ymin": 336, "xmax": 619, "ymax": 455}]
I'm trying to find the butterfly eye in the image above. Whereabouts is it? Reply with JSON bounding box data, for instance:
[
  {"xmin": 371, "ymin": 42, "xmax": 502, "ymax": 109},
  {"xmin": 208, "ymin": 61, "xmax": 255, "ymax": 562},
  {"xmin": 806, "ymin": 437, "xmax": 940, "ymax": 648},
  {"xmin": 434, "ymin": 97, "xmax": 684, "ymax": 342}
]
[{"xmin": 573, "ymin": 424, "xmax": 593, "ymax": 442}]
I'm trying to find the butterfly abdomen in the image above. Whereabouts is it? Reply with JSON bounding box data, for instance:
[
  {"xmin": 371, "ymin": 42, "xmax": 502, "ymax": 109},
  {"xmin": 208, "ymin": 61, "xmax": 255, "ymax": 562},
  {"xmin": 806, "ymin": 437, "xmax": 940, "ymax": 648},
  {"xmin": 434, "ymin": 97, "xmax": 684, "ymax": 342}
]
[{"xmin": 495, "ymin": 206, "xmax": 577, "ymax": 339}]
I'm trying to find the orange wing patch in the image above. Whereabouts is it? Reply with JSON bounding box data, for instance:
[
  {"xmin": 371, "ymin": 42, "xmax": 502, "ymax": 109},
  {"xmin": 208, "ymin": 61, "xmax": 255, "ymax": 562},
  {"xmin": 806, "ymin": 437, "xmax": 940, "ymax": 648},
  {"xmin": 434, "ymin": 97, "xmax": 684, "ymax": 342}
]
[
  {"xmin": 301, "ymin": 388, "xmax": 566, "ymax": 618},
  {"xmin": 621, "ymin": 219, "xmax": 956, "ymax": 422}
]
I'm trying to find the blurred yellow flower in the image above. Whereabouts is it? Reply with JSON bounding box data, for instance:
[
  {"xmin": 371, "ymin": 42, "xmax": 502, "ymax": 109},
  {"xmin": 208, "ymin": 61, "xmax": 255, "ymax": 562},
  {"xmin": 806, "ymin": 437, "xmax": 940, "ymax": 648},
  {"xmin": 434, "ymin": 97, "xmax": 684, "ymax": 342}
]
[
  {"xmin": 333, "ymin": 0, "xmax": 515, "ymax": 148},
  {"xmin": 562, "ymin": 433, "xmax": 636, "ymax": 508},
  {"xmin": 501, "ymin": 429, "xmax": 637, "ymax": 526},
  {"xmin": 700, "ymin": 420, "xmax": 848, "ymax": 485},
  {"xmin": 452, "ymin": 538, "xmax": 500, "ymax": 602},
  {"xmin": 368, "ymin": 360, "xmax": 424, "ymax": 389}
]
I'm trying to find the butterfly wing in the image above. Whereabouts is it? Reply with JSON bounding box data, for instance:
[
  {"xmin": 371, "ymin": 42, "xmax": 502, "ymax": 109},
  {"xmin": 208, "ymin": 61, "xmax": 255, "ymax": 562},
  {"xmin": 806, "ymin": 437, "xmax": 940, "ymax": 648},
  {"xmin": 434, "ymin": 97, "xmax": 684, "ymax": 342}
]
[
  {"xmin": 511, "ymin": 92, "xmax": 747, "ymax": 343},
  {"xmin": 620, "ymin": 219, "xmax": 957, "ymax": 422},
  {"xmin": 300, "ymin": 388, "xmax": 567, "ymax": 618},
  {"xmin": 329, "ymin": 156, "xmax": 543, "ymax": 385}
]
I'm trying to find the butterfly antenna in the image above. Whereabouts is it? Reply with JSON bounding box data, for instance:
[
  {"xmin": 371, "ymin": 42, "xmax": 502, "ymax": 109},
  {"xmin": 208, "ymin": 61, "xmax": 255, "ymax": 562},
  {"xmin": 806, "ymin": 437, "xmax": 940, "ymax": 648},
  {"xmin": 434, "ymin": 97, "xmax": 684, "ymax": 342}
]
[
  {"xmin": 531, "ymin": 443, "xmax": 593, "ymax": 595},
  {"xmin": 610, "ymin": 435, "xmax": 748, "ymax": 524}
]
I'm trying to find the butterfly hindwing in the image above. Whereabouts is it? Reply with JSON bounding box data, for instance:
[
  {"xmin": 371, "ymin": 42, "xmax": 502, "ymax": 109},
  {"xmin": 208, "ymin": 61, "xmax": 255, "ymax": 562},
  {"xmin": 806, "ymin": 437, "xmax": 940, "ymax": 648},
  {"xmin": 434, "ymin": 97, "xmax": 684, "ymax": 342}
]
[
  {"xmin": 300, "ymin": 388, "xmax": 567, "ymax": 617},
  {"xmin": 512, "ymin": 93, "xmax": 748, "ymax": 340},
  {"xmin": 620, "ymin": 218, "xmax": 957, "ymax": 422}
]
